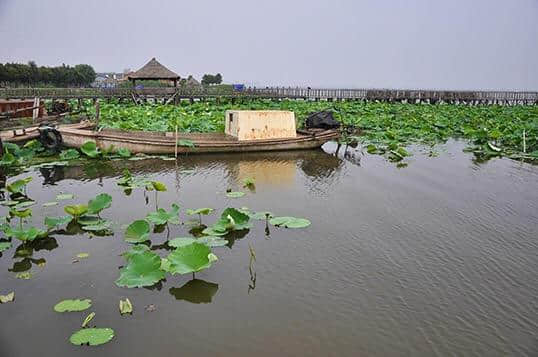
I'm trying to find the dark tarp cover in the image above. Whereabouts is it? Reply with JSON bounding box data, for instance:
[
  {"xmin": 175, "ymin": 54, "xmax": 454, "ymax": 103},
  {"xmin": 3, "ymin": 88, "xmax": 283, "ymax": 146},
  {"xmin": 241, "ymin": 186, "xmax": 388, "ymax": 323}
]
[{"xmin": 305, "ymin": 111, "xmax": 341, "ymax": 129}]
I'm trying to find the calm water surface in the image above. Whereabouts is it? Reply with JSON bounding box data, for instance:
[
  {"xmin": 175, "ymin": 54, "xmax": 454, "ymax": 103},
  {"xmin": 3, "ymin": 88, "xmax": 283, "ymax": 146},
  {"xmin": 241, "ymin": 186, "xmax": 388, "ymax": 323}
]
[{"xmin": 1, "ymin": 141, "xmax": 537, "ymax": 357}]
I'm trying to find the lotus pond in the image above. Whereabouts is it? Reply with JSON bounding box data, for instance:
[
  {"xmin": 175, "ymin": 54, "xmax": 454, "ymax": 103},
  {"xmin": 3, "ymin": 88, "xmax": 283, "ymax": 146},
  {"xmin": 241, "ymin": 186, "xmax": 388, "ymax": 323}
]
[{"xmin": 0, "ymin": 141, "xmax": 537, "ymax": 356}]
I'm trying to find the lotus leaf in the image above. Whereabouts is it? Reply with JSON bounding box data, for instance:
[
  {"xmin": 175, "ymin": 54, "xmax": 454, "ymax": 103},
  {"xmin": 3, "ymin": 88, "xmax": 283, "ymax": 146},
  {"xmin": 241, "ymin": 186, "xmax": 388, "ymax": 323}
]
[
  {"xmin": 125, "ymin": 220, "xmax": 151, "ymax": 243},
  {"xmin": 250, "ymin": 211, "xmax": 274, "ymax": 220},
  {"xmin": 77, "ymin": 215, "xmax": 101, "ymax": 226},
  {"xmin": 65, "ymin": 204, "xmax": 89, "ymax": 218},
  {"xmin": 168, "ymin": 237, "xmax": 197, "ymax": 248},
  {"xmin": 115, "ymin": 251, "xmax": 165, "ymax": 288},
  {"xmin": 87, "ymin": 193, "xmax": 112, "ymax": 215},
  {"xmin": 60, "ymin": 149, "xmax": 80, "ymax": 160},
  {"xmin": 116, "ymin": 147, "xmax": 131, "ymax": 157},
  {"xmin": 119, "ymin": 298, "xmax": 133, "ymax": 315},
  {"xmin": 6, "ymin": 177, "xmax": 32, "ymax": 194},
  {"xmin": 80, "ymin": 141, "xmax": 99, "ymax": 158},
  {"xmin": 226, "ymin": 191, "xmax": 245, "ymax": 198},
  {"xmin": 54, "ymin": 299, "xmax": 92, "ymax": 312},
  {"xmin": 146, "ymin": 204, "xmax": 180, "ymax": 225},
  {"xmin": 0, "ymin": 241, "xmax": 12, "ymax": 252},
  {"xmin": 77, "ymin": 253, "xmax": 90, "ymax": 259},
  {"xmin": 243, "ymin": 177, "xmax": 255, "ymax": 189},
  {"xmin": 56, "ymin": 193, "xmax": 74, "ymax": 200},
  {"xmin": 150, "ymin": 181, "xmax": 167, "ymax": 192},
  {"xmin": 269, "ymin": 216, "xmax": 311, "ymax": 228},
  {"xmin": 186, "ymin": 208, "xmax": 214, "ymax": 216},
  {"xmin": 0, "ymin": 292, "xmax": 15, "ymax": 303},
  {"xmin": 42, "ymin": 201, "xmax": 59, "ymax": 207},
  {"xmin": 163, "ymin": 242, "xmax": 218, "ymax": 275},
  {"xmin": 15, "ymin": 271, "xmax": 31, "ymax": 279},
  {"xmin": 69, "ymin": 327, "xmax": 114, "ymax": 346},
  {"xmin": 10, "ymin": 208, "xmax": 32, "ymax": 218},
  {"xmin": 81, "ymin": 220, "xmax": 111, "ymax": 231},
  {"xmin": 6, "ymin": 227, "xmax": 47, "ymax": 242},
  {"xmin": 44, "ymin": 216, "xmax": 72, "ymax": 230},
  {"xmin": 197, "ymin": 236, "xmax": 228, "ymax": 247},
  {"xmin": 14, "ymin": 201, "xmax": 35, "ymax": 209}
]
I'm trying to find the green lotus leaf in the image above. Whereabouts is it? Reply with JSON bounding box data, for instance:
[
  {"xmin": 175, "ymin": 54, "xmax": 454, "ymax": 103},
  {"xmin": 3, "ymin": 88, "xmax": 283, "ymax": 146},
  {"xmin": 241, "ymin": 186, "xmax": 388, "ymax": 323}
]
[
  {"xmin": 197, "ymin": 236, "xmax": 228, "ymax": 247},
  {"xmin": 59, "ymin": 149, "xmax": 80, "ymax": 160},
  {"xmin": 0, "ymin": 241, "xmax": 12, "ymax": 252},
  {"xmin": 168, "ymin": 237, "xmax": 197, "ymax": 248},
  {"xmin": 243, "ymin": 177, "xmax": 255, "ymax": 189},
  {"xmin": 7, "ymin": 227, "xmax": 47, "ymax": 242},
  {"xmin": 122, "ymin": 244, "xmax": 150, "ymax": 260},
  {"xmin": 150, "ymin": 181, "xmax": 167, "ymax": 192},
  {"xmin": 6, "ymin": 177, "xmax": 32, "ymax": 194},
  {"xmin": 81, "ymin": 220, "xmax": 111, "ymax": 231},
  {"xmin": 69, "ymin": 328, "xmax": 114, "ymax": 346},
  {"xmin": 77, "ymin": 253, "xmax": 89, "ymax": 259},
  {"xmin": 14, "ymin": 201, "xmax": 35, "ymax": 209},
  {"xmin": 186, "ymin": 207, "xmax": 214, "ymax": 216},
  {"xmin": 146, "ymin": 204, "xmax": 180, "ymax": 225},
  {"xmin": 10, "ymin": 208, "xmax": 32, "ymax": 218},
  {"xmin": 116, "ymin": 147, "xmax": 131, "ymax": 158},
  {"xmin": 81, "ymin": 312, "xmax": 95, "ymax": 328},
  {"xmin": 64, "ymin": 204, "xmax": 88, "ymax": 218},
  {"xmin": 56, "ymin": 193, "xmax": 74, "ymax": 200},
  {"xmin": 77, "ymin": 215, "xmax": 101, "ymax": 226},
  {"xmin": 80, "ymin": 141, "xmax": 99, "ymax": 158},
  {"xmin": 0, "ymin": 200, "xmax": 19, "ymax": 207},
  {"xmin": 163, "ymin": 242, "xmax": 218, "ymax": 275},
  {"xmin": 115, "ymin": 251, "xmax": 165, "ymax": 288},
  {"xmin": 119, "ymin": 298, "xmax": 133, "ymax": 315},
  {"xmin": 125, "ymin": 220, "xmax": 150, "ymax": 243},
  {"xmin": 201, "ymin": 226, "xmax": 228, "ymax": 236},
  {"xmin": 42, "ymin": 201, "xmax": 59, "ymax": 207},
  {"xmin": 16, "ymin": 271, "xmax": 32, "ymax": 279},
  {"xmin": 87, "ymin": 193, "xmax": 112, "ymax": 214},
  {"xmin": 0, "ymin": 291, "xmax": 14, "ymax": 303},
  {"xmin": 269, "ymin": 216, "xmax": 311, "ymax": 228},
  {"xmin": 54, "ymin": 299, "xmax": 92, "ymax": 312},
  {"xmin": 250, "ymin": 211, "xmax": 274, "ymax": 220},
  {"xmin": 226, "ymin": 191, "xmax": 245, "ymax": 198},
  {"xmin": 44, "ymin": 216, "xmax": 72, "ymax": 229}
]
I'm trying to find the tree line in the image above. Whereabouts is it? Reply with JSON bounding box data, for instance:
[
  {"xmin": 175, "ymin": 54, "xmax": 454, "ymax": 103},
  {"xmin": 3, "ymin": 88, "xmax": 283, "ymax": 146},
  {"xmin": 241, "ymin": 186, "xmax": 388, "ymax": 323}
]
[
  {"xmin": 201, "ymin": 73, "xmax": 222, "ymax": 85},
  {"xmin": 0, "ymin": 61, "xmax": 96, "ymax": 87}
]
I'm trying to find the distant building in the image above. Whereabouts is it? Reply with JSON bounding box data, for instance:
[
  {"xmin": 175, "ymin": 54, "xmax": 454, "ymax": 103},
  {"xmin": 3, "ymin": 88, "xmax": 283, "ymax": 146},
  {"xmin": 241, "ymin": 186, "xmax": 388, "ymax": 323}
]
[{"xmin": 91, "ymin": 73, "xmax": 123, "ymax": 88}]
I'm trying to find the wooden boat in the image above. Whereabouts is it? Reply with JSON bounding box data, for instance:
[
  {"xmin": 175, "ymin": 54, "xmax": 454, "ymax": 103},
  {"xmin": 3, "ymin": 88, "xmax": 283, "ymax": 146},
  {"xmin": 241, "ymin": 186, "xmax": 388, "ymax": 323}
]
[
  {"xmin": 58, "ymin": 123, "xmax": 339, "ymax": 154},
  {"xmin": 0, "ymin": 121, "xmax": 92, "ymax": 144}
]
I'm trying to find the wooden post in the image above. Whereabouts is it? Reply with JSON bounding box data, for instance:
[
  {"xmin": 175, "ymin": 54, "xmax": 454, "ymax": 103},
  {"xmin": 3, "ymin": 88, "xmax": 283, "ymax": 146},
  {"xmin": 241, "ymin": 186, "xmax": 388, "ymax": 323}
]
[
  {"xmin": 32, "ymin": 97, "xmax": 40, "ymax": 121},
  {"xmin": 95, "ymin": 99, "xmax": 100, "ymax": 129},
  {"xmin": 174, "ymin": 124, "xmax": 178, "ymax": 159}
]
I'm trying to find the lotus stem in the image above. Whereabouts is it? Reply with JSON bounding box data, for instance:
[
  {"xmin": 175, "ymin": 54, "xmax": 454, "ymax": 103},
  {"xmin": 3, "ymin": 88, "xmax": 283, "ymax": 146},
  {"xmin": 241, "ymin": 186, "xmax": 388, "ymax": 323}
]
[{"xmin": 523, "ymin": 130, "xmax": 526, "ymax": 153}]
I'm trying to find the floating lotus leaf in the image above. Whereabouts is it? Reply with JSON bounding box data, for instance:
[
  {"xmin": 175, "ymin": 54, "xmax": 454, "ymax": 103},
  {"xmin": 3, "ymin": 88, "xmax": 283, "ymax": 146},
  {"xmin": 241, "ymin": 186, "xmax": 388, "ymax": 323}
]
[
  {"xmin": 186, "ymin": 208, "xmax": 214, "ymax": 216},
  {"xmin": 197, "ymin": 236, "xmax": 228, "ymax": 247},
  {"xmin": 64, "ymin": 204, "xmax": 89, "ymax": 218},
  {"xmin": 250, "ymin": 211, "xmax": 274, "ymax": 220},
  {"xmin": 269, "ymin": 216, "xmax": 311, "ymax": 228},
  {"xmin": 0, "ymin": 241, "xmax": 12, "ymax": 252},
  {"xmin": 163, "ymin": 242, "xmax": 218, "ymax": 275},
  {"xmin": 116, "ymin": 147, "xmax": 131, "ymax": 158},
  {"xmin": 150, "ymin": 181, "xmax": 167, "ymax": 192},
  {"xmin": 56, "ymin": 193, "xmax": 74, "ymax": 200},
  {"xmin": 81, "ymin": 220, "xmax": 111, "ymax": 231},
  {"xmin": 146, "ymin": 204, "xmax": 180, "ymax": 225},
  {"xmin": 14, "ymin": 201, "xmax": 35, "ymax": 209},
  {"xmin": 168, "ymin": 237, "xmax": 197, "ymax": 248},
  {"xmin": 69, "ymin": 328, "xmax": 114, "ymax": 346},
  {"xmin": 81, "ymin": 312, "xmax": 95, "ymax": 328},
  {"xmin": 0, "ymin": 200, "xmax": 19, "ymax": 207},
  {"xmin": 54, "ymin": 299, "xmax": 92, "ymax": 312},
  {"xmin": 10, "ymin": 208, "xmax": 32, "ymax": 218},
  {"xmin": 201, "ymin": 226, "xmax": 227, "ymax": 236},
  {"xmin": 59, "ymin": 149, "xmax": 80, "ymax": 160},
  {"xmin": 0, "ymin": 291, "xmax": 15, "ymax": 303},
  {"xmin": 119, "ymin": 298, "xmax": 133, "ymax": 315},
  {"xmin": 226, "ymin": 191, "xmax": 245, "ymax": 198},
  {"xmin": 80, "ymin": 141, "xmax": 99, "ymax": 158},
  {"xmin": 87, "ymin": 193, "xmax": 112, "ymax": 214},
  {"xmin": 122, "ymin": 244, "xmax": 150, "ymax": 260},
  {"xmin": 42, "ymin": 201, "xmax": 59, "ymax": 207},
  {"xmin": 243, "ymin": 177, "xmax": 255, "ymax": 189},
  {"xmin": 15, "ymin": 271, "xmax": 31, "ymax": 279},
  {"xmin": 115, "ymin": 251, "xmax": 165, "ymax": 288},
  {"xmin": 44, "ymin": 216, "xmax": 72, "ymax": 230},
  {"xmin": 77, "ymin": 253, "xmax": 89, "ymax": 259},
  {"xmin": 7, "ymin": 177, "xmax": 32, "ymax": 194},
  {"xmin": 77, "ymin": 215, "xmax": 101, "ymax": 226},
  {"xmin": 6, "ymin": 227, "xmax": 47, "ymax": 242},
  {"xmin": 125, "ymin": 220, "xmax": 150, "ymax": 243}
]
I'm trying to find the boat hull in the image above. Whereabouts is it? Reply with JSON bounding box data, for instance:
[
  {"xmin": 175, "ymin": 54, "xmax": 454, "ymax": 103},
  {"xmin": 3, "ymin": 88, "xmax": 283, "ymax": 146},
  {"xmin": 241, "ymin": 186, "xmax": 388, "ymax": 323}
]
[{"xmin": 59, "ymin": 126, "xmax": 339, "ymax": 154}]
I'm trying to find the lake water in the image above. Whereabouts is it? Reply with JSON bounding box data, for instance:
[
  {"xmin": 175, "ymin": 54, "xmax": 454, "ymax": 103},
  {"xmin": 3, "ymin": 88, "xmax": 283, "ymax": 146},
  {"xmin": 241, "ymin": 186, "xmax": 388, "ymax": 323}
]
[{"xmin": 1, "ymin": 141, "xmax": 537, "ymax": 356}]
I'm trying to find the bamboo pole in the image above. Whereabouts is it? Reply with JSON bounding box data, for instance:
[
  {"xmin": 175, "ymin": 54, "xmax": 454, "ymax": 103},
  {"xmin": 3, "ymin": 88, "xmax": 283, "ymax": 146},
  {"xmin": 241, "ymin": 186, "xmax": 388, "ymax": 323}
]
[
  {"xmin": 175, "ymin": 124, "xmax": 178, "ymax": 158},
  {"xmin": 94, "ymin": 99, "xmax": 100, "ymax": 130},
  {"xmin": 523, "ymin": 130, "xmax": 526, "ymax": 153}
]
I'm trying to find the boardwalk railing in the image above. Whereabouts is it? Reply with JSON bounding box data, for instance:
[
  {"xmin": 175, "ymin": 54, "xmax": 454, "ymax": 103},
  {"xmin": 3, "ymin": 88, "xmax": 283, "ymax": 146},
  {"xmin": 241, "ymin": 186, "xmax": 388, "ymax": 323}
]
[{"xmin": 0, "ymin": 87, "xmax": 536, "ymax": 105}]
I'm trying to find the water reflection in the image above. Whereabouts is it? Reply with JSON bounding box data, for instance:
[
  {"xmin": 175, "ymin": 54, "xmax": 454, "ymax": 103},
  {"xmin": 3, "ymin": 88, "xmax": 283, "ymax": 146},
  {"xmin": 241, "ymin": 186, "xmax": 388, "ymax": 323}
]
[
  {"xmin": 169, "ymin": 278, "xmax": 219, "ymax": 304},
  {"xmin": 36, "ymin": 149, "xmax": 346, "ymax": 190}
]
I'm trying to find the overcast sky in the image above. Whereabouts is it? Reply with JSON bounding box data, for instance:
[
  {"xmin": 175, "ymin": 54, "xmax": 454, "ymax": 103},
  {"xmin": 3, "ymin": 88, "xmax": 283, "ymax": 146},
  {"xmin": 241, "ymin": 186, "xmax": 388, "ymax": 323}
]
[{"xmin": 1, "ymin": 0, "xmax": 537, "ymax": 90}]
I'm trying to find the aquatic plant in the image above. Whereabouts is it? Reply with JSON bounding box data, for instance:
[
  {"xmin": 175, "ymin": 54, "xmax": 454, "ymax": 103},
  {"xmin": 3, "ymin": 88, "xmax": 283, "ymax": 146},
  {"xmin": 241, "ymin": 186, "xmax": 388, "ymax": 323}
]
[
  {"xmin": 54, "ymin": 299, "xmax": 92, "ymax": 312},
  {"xmin": 87, "ymin": 193, "xmax": 112, "ymax": 215},
  {"xmin": 202, "ymin": 207, "xmax": 251, "ymax": 236},
  {"xmin": 146, "ymin": 204, "xmax": 180, "ymax": 225},
  {"xmin": 119, "ymin": 298, "xmax": 133, "ymax": 315},
  {"xmin": 115, "ymin": 250, "xmax": 165, "ymax": 288},
  {"xmin": 226, "ymin": 191, "xmax": 245, "ymax": 198},
  {"xmin": 69, "ymin": 327, "xmax": 114, "ymax": 346},
  {"xmin": 64, "ymin": 204, "xmax": 89, "ymax": 219},
  {"xmin": 162, "ymin": 242, "xmax": 218, "ymax": 275},
  {"xmin": 80, "ymin": 141, "xmax": 99, "ymax": 158},
  {"xmin": 0, "ymin": 292, "xmax": 15, "ymax": 303},
  {"xmin": 81, "ymin": 312, "xmax": 95, "ymax": 328},
  {"xmin": 269, "ymin": 216, "xmax": 311, "ymax": 228},
  {"xmin": 124, "ymin": 220, "xmax": 151, "ymax": 243},
  {"xmin": 186, "ymin": 207, "xmax": 214, "ymax": 224}
]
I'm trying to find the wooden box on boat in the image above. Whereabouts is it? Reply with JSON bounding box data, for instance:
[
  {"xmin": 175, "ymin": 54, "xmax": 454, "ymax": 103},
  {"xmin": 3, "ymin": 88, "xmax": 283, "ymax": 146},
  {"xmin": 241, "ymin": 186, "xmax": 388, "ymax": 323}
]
[{"xmin": 225, "ymin": 110, "xmax": 296, "ymax": 141}]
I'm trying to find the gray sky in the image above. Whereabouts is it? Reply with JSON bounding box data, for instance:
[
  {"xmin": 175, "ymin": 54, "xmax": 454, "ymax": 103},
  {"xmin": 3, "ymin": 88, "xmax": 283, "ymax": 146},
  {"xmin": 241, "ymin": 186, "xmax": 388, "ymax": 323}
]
[{"xmin": 1, "ymin": 0, "xmax": 537, "ymax": 90}]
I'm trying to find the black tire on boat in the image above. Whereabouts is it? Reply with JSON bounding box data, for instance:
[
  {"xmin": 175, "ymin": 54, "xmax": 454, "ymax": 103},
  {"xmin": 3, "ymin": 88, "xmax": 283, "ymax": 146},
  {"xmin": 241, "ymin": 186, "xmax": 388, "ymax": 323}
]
[{"xmin": 38, "ymin": 127, "xmax": 63, "ymax": 151}]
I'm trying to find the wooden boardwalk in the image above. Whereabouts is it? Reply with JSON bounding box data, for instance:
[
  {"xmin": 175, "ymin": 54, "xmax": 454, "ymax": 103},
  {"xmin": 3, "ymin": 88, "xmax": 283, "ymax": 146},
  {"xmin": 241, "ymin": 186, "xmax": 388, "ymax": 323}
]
[{"xmin": 0, "ymin": 87, "xmax": 536, "ymax": 105}]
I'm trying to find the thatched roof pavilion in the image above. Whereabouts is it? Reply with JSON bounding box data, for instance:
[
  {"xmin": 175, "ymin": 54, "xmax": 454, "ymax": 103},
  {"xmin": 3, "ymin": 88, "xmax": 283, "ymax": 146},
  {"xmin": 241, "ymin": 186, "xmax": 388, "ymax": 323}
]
[{"xmin": 128, "ymin": 58, "xmax": 180, "ymax": 87}]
